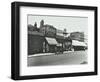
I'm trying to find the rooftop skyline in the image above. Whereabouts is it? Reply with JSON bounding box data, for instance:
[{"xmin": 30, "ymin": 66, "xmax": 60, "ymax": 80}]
[{"xmin": 28, "ymin": 15, "xmax": 88, "ymax": 35}]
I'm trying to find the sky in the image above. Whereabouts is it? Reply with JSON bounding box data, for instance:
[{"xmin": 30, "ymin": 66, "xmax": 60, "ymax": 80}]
[{"xmin": 28, "ymin": 15, "xmax": 88, "ymax": 35}]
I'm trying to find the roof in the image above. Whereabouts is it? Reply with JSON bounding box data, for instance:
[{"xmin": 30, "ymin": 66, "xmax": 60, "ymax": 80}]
[
  {"xmin": 43, "ymin": 24, "xmax": 56, "ymax": 30},
  {"xmin": 56, "ymin": 35, "xmax": 64, "ymax": 39}
]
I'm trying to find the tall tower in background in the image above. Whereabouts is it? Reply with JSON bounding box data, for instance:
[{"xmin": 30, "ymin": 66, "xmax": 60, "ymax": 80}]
[{"xmin": 40, "ymin": 20, "xmax": 44, "ymax": 28}]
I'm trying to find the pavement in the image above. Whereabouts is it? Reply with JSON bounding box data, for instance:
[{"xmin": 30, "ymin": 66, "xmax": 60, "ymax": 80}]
[
  {"xmin": 28, "ymin": 50, "xmax": 88, "ymax": 66},
  {"xmin": 28, "ymin": 51, "xmax": 74, "ymax": 57}
]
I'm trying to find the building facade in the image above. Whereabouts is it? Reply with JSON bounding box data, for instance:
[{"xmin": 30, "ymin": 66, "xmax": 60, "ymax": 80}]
[
  {"xmin": 70, "ymin": 32, "xmax": 84, "ymax": 42},
  {"xmin": 28, "ymin": 31, "xmax": 44, "ymax": 55},
  {"xmin": 28, "ymin": 20, "xmax": 72, "ymax": 55},
  {"xmin": 70, "ymin": 32, "xmax": 87, "ymax": 51}
]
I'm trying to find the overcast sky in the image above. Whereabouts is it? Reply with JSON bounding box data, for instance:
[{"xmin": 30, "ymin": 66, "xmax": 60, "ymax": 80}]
[{"xmin": 28, "ymin": 15, "xmax": 88, "ymax": 35}]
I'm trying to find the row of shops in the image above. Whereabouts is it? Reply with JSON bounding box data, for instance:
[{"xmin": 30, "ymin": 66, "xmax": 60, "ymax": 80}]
[
  {"xmin": 28, "ymin": 20, "xmax": 87, "ymax": 55},
  {"xmin": 28, "ymin": 31, "xmax": 72, "ymax": 55}
]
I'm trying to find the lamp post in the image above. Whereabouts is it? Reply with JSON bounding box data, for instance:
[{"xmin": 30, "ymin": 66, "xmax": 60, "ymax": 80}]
[{"xmin": 63, "ymin": 28, "xmax": 67, "ymax": 52}]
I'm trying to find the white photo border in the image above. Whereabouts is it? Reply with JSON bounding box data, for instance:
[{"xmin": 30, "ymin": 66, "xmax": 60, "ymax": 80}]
[{"xmin": 20, "ymin": 6, "xmax": 95, "ymax": 76}]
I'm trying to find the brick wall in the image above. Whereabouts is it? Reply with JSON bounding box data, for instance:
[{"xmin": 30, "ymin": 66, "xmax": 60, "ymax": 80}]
[{"xmin": 28, "ymin": 34, "xmax": 45, "ymax": 55}]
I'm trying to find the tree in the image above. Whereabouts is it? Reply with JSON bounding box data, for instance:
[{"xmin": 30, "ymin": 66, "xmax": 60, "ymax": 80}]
[{"xmin": 34, "ymin": 22, "xmax": 37, "ymax": 27}]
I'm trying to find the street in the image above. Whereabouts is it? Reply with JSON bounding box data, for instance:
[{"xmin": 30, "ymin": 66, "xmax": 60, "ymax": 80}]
[{"xmin": 28, "ymin": 50, "xmax": 87, "ymax": 66}]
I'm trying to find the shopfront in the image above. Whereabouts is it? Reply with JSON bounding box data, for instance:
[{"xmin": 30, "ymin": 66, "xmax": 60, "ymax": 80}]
[{"xmin": 43, "ymin": 37, "xmax": 58, "ymax": 53}]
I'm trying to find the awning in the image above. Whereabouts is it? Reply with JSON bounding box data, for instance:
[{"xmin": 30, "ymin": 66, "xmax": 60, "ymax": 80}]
[
  {"xmin": 72, "ymin": 40, "xmax": 87, "ymax": 47},
  {"xmin": 45, "ymin": 37, "xmax": 58, "ymax": 45},
  {"xmin": 57, "ymin": 43, "xmax": 62, "ymax": 47}
]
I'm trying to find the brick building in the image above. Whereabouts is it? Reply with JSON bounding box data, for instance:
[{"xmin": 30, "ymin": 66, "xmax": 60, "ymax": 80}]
[
  {"xmin": 70, "ymin": 32, "xmax": 87, "ymax": 51},
  {"xmin": 70, "ymin": 32, "xmax": 84, "ymax": 42},
  {"xmin": 28, "ymin": 20, "xmax": 72, "ymax": 55},
  {"xmin": 40, "ymin": 20, "xmax": 58, "ymax": 53},
  {"xmin": 28, "ymin": 31, "xmax": 44, "ymax": 55}
]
